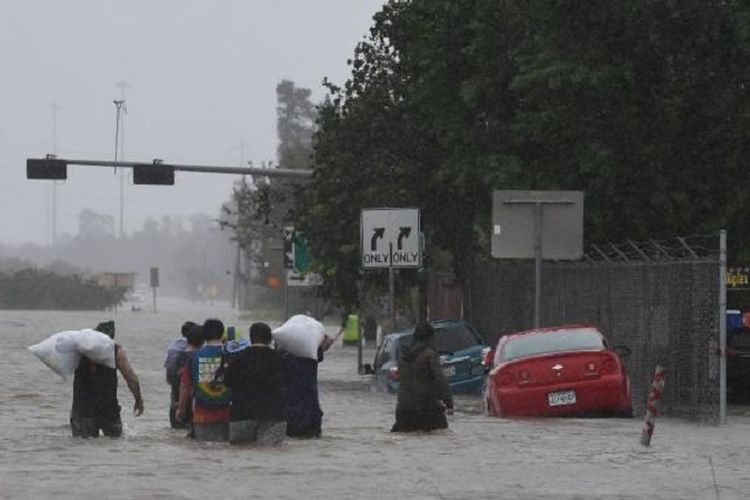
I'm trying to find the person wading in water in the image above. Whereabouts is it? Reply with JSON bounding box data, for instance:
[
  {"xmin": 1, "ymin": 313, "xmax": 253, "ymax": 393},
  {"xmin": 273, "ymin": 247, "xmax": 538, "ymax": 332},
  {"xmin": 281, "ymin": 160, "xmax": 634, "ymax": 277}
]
[
  {"xmin": 70, "ymin": 321, "xmax": 144, "ymax": 438},
  {"xmin": 179, "ymin": 318, "xmax": 231, "ymax": 441},
  {"xmin": 391, "ymin": 322, "xmax": 453, "ymax": 433}
]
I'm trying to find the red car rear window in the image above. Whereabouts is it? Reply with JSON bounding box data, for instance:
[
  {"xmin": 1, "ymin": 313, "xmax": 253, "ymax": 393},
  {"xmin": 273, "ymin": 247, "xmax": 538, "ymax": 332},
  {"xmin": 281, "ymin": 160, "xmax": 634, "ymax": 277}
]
[{"xmin": 498, "ymin": 328, "xmax": 605, "ymax": 363}]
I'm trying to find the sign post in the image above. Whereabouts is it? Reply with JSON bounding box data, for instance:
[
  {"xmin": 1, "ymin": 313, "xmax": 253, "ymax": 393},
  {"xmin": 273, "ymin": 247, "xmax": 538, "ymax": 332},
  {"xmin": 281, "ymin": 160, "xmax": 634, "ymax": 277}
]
[
  {"xmin": 492, "ymin": 191, "xmax": 584, "ymax": 328},
  {"xmin": 361, "ymin": 208, "xmax": 422, "ymax": 371},
  {"xmin": 150, "ymin": 267, "xmax": 159, "ymax": 313}
]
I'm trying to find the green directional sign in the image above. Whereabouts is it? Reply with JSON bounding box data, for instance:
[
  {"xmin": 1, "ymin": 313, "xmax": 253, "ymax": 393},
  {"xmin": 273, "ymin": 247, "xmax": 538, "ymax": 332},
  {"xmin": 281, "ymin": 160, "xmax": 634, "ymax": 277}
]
[{"xmin": 293, "ymin": 233, "xmax": 311, "ymax": 273}]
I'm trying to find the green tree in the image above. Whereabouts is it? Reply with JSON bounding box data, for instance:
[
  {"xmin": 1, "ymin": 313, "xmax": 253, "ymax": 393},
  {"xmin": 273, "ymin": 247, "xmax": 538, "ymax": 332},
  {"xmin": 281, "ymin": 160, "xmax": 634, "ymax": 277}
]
[
  {"xmin": 223, "ymin": 80, "xmax": 319, "ymax": 275},
  {"xmin": 78, "ymin": 208, "xmax": 115, "ymax": 240},
  {"xmin": 276, "ymin": 79, "xmax": 317, "ymax": 170},
  {"xmin": 299, "ymin": 0, "xmax": 750, "ymax": 313}
]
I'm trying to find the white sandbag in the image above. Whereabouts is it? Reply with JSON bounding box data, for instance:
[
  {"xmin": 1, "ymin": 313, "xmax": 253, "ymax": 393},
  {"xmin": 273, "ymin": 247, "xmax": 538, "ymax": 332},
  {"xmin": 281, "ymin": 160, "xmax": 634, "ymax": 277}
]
[
  {"xmin": 71, "ymin": 329, "xmax": 116, "ymax": 368},
  {"xmin": 28, "ymin": 329, "xmax": 116, "ymax": 381},
  {"xmin": 28, "ymin": 331, "xmax": 82, "ymax": 381},
  {"xmin": 272, "ymin": 314, "xmax": 326, "ymax": 360}
]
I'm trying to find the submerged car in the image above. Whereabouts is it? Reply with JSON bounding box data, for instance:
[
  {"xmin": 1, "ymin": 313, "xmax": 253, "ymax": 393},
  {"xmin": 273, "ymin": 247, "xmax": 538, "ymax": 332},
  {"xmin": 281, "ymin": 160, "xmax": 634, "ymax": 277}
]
[
  {"xmin": 366, "ymin": 319, "xmax": 489, "ymax": 394},
  {"xmin": 484, "ymin": 324, "xmax": 632, "ymax": 418}
]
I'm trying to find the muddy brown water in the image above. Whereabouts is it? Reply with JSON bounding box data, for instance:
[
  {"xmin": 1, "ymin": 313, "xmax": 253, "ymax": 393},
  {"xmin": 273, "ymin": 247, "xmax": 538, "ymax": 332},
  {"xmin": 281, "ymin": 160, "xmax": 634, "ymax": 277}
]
[{"xmin": 2, "ymin": 303, "xmax": 750, "ymax": 499}]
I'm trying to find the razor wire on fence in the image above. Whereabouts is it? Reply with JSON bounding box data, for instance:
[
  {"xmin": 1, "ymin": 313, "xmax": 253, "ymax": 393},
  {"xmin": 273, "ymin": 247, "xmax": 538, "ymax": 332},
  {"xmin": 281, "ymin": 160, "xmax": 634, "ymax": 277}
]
[{"xmin": 467, "ymin": 234, "xmax": 722, "ymax": 422}]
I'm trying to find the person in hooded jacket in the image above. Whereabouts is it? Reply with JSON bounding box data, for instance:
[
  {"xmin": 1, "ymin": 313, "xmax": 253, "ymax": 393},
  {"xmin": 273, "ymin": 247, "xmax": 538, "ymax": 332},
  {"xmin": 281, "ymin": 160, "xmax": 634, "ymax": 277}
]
[{"xmin": 391, "ymin": 322, "xmax": 453, "ymax": 432}]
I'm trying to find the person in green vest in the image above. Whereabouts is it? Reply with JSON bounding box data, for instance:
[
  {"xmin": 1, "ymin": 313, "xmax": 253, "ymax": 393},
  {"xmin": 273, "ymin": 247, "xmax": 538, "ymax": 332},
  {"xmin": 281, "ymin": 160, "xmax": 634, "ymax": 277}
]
[{"xmin": 342, "ymin": 314, "xmax": 359, "ymax": 346}]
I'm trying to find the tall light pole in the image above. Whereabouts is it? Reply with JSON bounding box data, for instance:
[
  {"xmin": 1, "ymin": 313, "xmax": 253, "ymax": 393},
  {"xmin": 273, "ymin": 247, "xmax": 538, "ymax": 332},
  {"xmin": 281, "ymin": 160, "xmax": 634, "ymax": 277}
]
[
  {"xmin": 113, "ymin": 99, "xmax": 126, "ymax": 241},
  {"xmin": 114, "ymin": 81, "xmax": 130, "ymax": 243}
]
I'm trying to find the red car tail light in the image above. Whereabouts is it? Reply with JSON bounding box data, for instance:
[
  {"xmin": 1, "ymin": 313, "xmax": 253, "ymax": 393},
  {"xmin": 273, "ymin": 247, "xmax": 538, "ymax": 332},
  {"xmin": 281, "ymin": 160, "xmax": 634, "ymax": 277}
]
[
  {"xmin": 388, "ymin": 366, "xmax": 400, "ymax": 381},
  {"xmin": 498, "ymin": 371, "xmax": 514, "ymax": 386},
  {"xmin": 481, "ymin": 347, "xmax": 493, "ymax": 367},
  {"xmin": 602, "ymin": 359, "xmax": 617, "ymax": 372}
]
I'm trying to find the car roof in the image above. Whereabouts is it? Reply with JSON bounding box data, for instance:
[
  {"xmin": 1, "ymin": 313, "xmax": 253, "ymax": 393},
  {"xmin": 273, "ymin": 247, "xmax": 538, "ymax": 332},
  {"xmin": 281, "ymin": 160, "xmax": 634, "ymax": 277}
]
[{"xmin": 383, "ymin": 318, "xmax": 472, "ymax": 341}]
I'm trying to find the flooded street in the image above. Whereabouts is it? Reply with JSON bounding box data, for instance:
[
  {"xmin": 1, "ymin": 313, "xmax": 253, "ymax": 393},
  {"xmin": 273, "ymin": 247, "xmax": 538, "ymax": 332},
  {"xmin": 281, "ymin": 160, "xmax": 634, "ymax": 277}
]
[{"xmin": 2, "ymin": 305, "xmax": 750, "ymax": 499}]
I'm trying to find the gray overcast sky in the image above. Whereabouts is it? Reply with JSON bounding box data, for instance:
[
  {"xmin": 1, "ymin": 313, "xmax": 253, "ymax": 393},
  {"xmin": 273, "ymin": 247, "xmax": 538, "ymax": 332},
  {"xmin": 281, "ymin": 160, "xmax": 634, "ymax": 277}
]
[{"xmin": 0, "ymin": 0, "xmax": 385, "ymax": 245}]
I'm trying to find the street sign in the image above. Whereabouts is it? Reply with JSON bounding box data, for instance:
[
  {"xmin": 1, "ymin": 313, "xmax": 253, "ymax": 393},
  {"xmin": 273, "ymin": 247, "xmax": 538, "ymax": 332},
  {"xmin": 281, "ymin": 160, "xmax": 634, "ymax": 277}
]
[
  {"xmin": 491, "ymin": 190, "xmax": 584, "ymax": 328},
  {"xmin": 491, "ymin": 190, "xmax": 584, "ymax": 260},
  {"xmin": 286, "ymin": 269, "xmax": 323, "ymax": 287},
  {"xmin": 150, "ymin": 267, "xmax": 159, "ymax": 288},
  {"xmin": 361, "ymin": 208, "xmax": 421, "ymax": 269},
  {"xmin": 97, "ymin": 272, "xmax": 136, "ymax": 288}
]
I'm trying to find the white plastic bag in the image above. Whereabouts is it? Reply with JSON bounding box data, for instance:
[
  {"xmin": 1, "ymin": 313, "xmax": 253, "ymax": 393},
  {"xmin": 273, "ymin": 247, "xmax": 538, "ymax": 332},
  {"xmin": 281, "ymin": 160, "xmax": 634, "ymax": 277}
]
[
  {"xmin": 28, "ymin": 329, "xmax": 116, "ymax": 381},
  {"xmin": 272, "ymin": 314, "xmax": 326, "ymax": 360},
  {"xmin": 72, "ymin": 329, "xmax": 116, "ymax": 368}
]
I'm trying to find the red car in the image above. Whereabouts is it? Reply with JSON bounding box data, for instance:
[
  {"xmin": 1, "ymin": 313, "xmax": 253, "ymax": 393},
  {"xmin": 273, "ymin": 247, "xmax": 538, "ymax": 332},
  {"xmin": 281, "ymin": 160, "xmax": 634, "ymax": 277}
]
[{"xmin": 484, "ymin": 324, "xmax": 632, "ymax": 418}]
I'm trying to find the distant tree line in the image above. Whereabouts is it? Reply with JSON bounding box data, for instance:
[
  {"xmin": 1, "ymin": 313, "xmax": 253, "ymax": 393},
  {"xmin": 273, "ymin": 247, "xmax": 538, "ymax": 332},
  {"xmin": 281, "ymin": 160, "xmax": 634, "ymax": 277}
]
[
  {"xmin": 1, "ymin": 210, "xmax": 234, "ymax": 302},
  {"xmin": 292, "ymin": 0, "xmax": 750, "ymax": 312},
  {"xmin": 0, "ymin": 267, "xmax": 126, "ymax": 310}
]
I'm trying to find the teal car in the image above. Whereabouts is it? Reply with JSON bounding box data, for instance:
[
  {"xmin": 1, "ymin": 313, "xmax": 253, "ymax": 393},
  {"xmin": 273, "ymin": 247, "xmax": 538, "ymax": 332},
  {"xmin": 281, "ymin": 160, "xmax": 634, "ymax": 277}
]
[{"xmin": 367, "ymin": 319, "xmax": 489, "ymax": 394}]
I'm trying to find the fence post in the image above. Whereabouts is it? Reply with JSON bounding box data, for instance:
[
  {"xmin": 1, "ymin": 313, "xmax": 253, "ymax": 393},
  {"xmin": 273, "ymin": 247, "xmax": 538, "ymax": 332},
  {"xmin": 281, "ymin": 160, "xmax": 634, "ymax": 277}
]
[
  {"xmin": 641, "ymin": 365, "xmax": 666, "ymax": 446},
  {"xmin": 719, "ymin": 229, "xmax": 727, "ymax": 424}
]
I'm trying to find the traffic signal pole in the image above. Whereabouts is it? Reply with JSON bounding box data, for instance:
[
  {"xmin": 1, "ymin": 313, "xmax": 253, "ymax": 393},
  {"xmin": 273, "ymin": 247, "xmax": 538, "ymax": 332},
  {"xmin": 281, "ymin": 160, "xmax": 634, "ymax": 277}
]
[{"xmin": 30, "ymin": 157, "xmax": 313, "ymax": 179}]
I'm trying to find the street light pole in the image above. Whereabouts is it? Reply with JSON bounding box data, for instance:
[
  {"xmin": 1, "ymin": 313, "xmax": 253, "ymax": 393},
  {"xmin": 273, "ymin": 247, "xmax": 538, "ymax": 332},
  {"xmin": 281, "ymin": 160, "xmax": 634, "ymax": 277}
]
[{"xmin": 113, "ymin": 99, "xmax": 125, "ymax": 241}]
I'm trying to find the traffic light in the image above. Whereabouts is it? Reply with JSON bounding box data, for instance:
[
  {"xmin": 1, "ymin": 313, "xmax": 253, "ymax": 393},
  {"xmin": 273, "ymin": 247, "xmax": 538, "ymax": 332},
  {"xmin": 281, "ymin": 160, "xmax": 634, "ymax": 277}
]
[
  {"xmin": 133, "ymin": 164, "xmax": 175, "ymax": 185},
  {"xmin": 283, "ymin": 227, "xmax": 294, "ymax": 269},
  {"xmin": 27, "ymin": 158, "xmax": 67, "ymax": 180}
]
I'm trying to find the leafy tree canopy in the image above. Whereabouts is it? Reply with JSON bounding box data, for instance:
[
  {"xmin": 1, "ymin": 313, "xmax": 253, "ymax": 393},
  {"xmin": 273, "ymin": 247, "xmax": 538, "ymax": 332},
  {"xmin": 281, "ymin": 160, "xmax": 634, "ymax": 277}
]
[{"xmin": 297, "ymin": 0, "xmax": 750, "ymax": 310}]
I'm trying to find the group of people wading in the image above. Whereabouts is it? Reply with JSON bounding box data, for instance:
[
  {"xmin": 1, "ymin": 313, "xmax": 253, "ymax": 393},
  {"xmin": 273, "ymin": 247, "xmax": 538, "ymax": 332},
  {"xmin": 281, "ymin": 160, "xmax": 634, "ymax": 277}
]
[{"xmin": 69, "ymin": 318, "xmax": 454, "ymax": 442}]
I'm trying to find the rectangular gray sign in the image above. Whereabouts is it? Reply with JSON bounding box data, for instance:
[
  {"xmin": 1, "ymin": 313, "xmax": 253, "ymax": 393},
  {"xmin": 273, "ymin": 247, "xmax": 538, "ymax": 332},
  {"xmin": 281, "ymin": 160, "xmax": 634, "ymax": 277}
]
[{"xmin": 492, "ymin": 190, "xmax": 584, "ymax": 260}]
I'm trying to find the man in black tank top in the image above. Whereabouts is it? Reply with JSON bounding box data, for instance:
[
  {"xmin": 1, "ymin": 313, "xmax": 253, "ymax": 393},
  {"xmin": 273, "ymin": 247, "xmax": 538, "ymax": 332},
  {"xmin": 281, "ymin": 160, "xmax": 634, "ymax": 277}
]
[{"xmin": 70, "ymin": 321, "xmax": 144, "ymax": 438}]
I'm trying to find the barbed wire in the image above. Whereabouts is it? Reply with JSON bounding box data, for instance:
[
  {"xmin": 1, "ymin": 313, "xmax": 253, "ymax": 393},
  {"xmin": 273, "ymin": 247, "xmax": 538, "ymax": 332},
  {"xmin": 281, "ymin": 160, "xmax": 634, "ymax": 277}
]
[{"xmin": 584, "ymin": 234, "xmax": 720, "ymax": 262}]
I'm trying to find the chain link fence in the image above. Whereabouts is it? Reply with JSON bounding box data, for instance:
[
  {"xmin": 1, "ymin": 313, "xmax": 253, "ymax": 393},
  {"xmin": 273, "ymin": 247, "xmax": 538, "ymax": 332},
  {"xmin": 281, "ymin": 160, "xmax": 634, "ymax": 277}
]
[{"xmin": 466, "ymin": 234, "xmax": 723, "ymax": 422}]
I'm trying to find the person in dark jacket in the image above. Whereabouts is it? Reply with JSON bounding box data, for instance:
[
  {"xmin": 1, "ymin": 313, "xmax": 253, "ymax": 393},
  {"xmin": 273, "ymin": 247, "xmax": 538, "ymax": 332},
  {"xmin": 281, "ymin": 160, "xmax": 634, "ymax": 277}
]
[
  {"xmin": 223, "ymin": 322, "xmax": 287, "ymax": 445},
  {"xmin": 282, "ymin": 334, "xmax": 335, "ymax": 438},
  {"xmin": 391, "ymin": 322, "xmax": 453, "ymax": 433},
  {"xmin": 70, "ymin": 320, "xmax": 144, "ymax": 438}
]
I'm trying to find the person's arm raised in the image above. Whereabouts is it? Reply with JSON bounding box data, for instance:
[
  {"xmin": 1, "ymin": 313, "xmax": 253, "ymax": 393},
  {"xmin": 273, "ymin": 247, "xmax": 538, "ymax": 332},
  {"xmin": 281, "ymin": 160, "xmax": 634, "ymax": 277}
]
[{"xmin": 116, "ymin": 346, "xmax": 144, "ymax": 416}]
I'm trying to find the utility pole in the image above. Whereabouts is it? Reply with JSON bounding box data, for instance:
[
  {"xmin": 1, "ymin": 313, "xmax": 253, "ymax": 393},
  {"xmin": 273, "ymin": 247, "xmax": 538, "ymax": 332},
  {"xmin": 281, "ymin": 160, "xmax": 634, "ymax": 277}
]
[
  {"xmin": 113, "ymin": 99, "xmax": 126, "ymax": 241},
  {"xmin": 114, "ymin": 81, "xmax": 130, "ymax": 242}
]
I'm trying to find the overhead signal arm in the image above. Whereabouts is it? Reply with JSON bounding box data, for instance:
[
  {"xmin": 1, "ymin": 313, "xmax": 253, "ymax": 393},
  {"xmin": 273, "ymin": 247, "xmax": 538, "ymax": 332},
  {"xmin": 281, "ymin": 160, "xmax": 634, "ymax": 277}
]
[{"xmin": 26, "ymin": 156, "xmax": 313, "ymax": 184}]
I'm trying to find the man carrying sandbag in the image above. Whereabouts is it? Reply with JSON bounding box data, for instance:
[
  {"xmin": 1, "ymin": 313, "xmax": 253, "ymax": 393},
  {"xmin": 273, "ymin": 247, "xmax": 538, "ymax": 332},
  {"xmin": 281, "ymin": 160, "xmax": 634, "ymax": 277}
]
[
  {"xmin": 274, "ymin": 315, "xmax": 335, "ymax": 438},
  {"xmin": 70, "ymin": 321, "xmax": 144, "ymax": 438}
]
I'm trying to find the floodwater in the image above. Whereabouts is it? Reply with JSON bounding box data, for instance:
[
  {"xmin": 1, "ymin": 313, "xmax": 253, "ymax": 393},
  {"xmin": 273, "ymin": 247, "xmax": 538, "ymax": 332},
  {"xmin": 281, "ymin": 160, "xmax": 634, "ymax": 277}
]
[{"xmin": 2, "ymin": 303, "xmax": 750, "ymax": 499}]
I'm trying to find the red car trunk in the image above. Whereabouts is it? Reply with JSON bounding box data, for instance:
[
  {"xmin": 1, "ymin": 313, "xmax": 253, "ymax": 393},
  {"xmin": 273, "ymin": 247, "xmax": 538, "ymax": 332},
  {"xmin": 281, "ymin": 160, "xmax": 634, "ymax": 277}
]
[
  {"xmin": 488, "ymin": 349, "xmax": 631, "ymax": 417},
  {"xmin": 504, "ymin": 351, "xmax": 621, "ymax": 387}
]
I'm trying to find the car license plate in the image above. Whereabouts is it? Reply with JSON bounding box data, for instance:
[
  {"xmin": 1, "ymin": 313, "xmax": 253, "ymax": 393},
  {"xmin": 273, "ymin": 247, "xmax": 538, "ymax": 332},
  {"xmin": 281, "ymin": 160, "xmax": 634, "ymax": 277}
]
[
  {"xmin": 443, "ymin": 365, "xmax": 456, "ymax": 378},
  {"xmin": 548, "ymin": 390, "xmax": 576, "ymax": 407}
]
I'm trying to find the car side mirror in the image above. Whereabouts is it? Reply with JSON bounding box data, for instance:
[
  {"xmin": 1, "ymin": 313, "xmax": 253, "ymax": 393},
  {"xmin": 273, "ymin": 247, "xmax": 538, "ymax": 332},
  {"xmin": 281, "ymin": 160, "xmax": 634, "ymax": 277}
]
[
  {"xmin": 360, "ymin": 363, "xmax": 374, "ymax": 375},
  {"xmin": 613, "ymin": 345, "xmax": 632, "ymax": 358}
]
